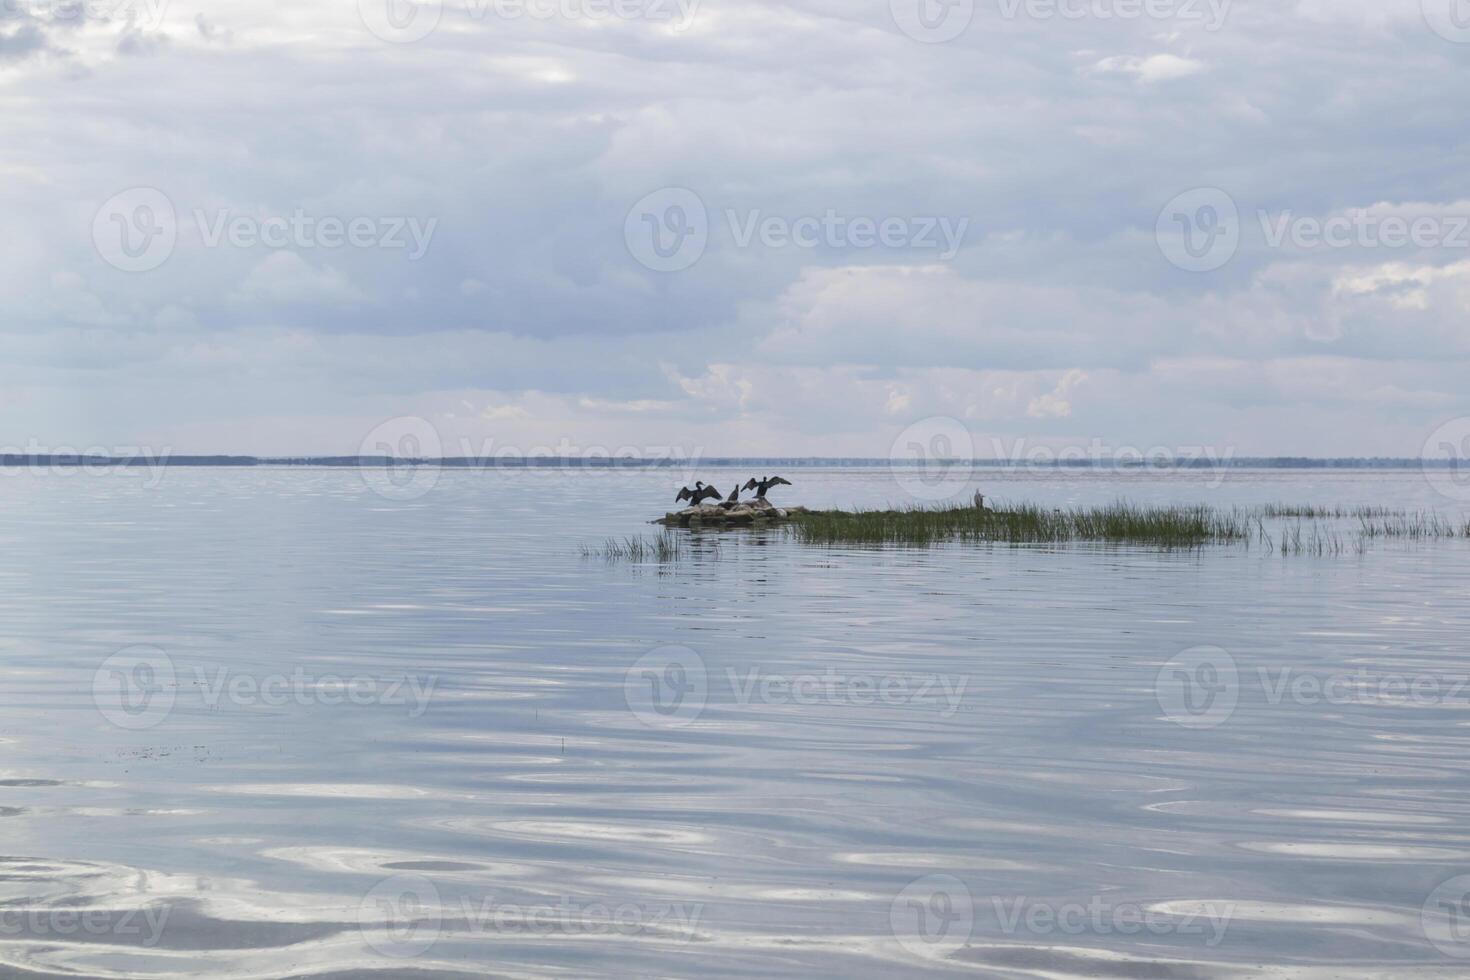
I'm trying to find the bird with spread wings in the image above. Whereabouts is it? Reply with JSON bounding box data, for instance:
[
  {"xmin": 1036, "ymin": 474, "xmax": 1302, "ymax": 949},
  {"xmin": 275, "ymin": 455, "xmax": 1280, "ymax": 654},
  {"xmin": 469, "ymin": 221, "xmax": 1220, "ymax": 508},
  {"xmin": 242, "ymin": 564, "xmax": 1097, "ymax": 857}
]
[
  {"xmin": 675, "ymin": 481, "xmax": 723, "ymax": 507},
  {"xmin": 742, "ymin": 476, "xmax": 792, "ymax": 499}
]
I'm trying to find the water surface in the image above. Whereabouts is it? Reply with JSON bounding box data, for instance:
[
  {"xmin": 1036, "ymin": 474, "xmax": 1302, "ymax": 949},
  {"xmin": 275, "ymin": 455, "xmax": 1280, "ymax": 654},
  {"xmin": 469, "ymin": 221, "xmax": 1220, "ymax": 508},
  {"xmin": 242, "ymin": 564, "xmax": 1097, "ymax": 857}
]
[{"xmin": 2, "ymin": 466, "xmax": 1469, "ymax": 977}]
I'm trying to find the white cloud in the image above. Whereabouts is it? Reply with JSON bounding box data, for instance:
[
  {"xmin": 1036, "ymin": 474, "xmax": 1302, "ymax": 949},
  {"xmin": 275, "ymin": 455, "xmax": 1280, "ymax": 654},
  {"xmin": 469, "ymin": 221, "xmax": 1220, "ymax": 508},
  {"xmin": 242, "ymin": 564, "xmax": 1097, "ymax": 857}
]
[
  {"xmin": 1092, "ymin": 53, "xmax": 1205, "ymax": 82},
  {"xmin": 1, "ymin": 0, "xmax": 1467, "ymax": 455},
  {"xmin": 228, "ymin": 252, "xmax": 365, "ymax": 306},
  {"xmin": 1027, "ymin": 369, "xmax": 1087, "ymax": 419}
]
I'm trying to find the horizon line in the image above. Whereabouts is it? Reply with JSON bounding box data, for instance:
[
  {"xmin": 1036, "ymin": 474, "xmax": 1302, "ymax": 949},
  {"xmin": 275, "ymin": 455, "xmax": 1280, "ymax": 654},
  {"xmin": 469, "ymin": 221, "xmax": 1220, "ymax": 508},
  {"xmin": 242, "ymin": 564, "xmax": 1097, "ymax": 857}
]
[{"xmin": 0, "ymin": 454, "xmax": 1461, "ymax": 469}]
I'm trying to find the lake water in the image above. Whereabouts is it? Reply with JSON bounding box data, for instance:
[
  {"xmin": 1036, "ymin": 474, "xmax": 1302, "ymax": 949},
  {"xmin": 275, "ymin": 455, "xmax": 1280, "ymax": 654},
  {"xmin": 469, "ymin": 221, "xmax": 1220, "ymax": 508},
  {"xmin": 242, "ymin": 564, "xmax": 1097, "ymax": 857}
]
[{"xmin": 2, "ymin": 466, "xmax": 1469, "ymax": 977}]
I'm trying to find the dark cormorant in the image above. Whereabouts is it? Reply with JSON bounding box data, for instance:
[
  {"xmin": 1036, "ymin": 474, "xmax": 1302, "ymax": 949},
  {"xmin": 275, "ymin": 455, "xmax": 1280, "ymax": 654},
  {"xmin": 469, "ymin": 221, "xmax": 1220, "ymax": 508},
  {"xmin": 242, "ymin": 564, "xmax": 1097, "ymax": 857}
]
[
  {"xmin": 742, "ymin": 476, "xmax": 792, "ymax": 499},
  {"xmin": 676, "ymin": 482, "xmax": 722, "ymax": 507}
]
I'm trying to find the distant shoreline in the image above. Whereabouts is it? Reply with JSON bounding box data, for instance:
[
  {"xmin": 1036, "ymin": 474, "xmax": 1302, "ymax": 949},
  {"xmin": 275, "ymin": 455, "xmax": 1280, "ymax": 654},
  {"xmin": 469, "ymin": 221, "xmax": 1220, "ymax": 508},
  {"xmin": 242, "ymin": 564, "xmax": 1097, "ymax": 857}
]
[{"xmin": 0, "ymin": 456, "xmax": 1461, "ymax": 470}]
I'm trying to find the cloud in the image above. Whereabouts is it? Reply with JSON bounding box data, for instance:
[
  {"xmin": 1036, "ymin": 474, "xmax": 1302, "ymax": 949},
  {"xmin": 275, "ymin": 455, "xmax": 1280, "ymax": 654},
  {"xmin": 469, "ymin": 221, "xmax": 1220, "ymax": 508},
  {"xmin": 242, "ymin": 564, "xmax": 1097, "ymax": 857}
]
[
  {"xmin": 1028, "ymin": 369, "xmax": 1087, "ymax": 419},
  {"xmin": 228, "ymin": 252, "xmax": 366, "ymax": 307},
  {"xmin": 0, "ymin": 0, "xmax": 1466, "ymax": 455},
  {"xmin": 1091, "ymin": 53, "xmax": 1205, "ymax": 82}
]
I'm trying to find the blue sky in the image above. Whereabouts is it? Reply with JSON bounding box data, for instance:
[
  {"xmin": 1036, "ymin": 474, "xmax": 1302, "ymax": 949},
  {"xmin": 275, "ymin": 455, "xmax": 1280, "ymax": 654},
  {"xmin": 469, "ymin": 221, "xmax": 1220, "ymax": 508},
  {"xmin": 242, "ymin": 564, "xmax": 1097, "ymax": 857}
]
[{"xmin": 3, "ymin": 0, "xmax": 1469, "ymax": 457}]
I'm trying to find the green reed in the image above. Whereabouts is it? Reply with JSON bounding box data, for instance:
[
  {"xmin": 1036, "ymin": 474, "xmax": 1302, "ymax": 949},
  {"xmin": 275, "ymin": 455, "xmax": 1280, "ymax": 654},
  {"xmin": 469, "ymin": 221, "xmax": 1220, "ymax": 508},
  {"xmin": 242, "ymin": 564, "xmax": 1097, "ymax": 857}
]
[
  {"xmin": 1357, "ymin": 511, "xmax": 1466, "ymax": 540},
  {"xmin": 785, "ymin": 500, "xmax": 1254, "ymax": 548},
  {"xmin": 579, "ymin": 533, "xmax": 714, "ymax": 562},
  {"xmin": 588, "ymin": 500, "xmax": 1469, "ymax": 559},
  {"xmin": 1257, "ymin": 503, "xmax": 1400, "ymax": 519}
]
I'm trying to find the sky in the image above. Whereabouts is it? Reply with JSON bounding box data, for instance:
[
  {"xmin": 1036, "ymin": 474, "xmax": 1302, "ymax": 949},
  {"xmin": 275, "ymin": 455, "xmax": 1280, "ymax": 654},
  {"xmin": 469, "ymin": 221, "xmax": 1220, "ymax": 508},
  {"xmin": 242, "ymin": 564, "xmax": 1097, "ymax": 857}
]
[{"xmin": 3, "ymin": 0, "xmax": 1470, "ymax": 460}]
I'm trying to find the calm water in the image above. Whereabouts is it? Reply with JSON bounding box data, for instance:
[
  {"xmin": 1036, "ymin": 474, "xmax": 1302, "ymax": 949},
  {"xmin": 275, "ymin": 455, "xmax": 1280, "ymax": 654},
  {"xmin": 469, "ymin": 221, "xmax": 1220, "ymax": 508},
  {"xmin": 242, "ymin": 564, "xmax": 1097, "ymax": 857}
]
[{"xmin": 2, "ymin": 466, "xmax": 1469, "ymax": 978}]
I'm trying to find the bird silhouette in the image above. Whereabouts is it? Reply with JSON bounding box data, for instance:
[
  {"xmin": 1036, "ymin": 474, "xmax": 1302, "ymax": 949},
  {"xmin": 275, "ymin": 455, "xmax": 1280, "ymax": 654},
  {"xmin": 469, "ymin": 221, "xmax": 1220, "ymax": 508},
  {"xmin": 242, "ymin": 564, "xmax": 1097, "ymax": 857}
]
[
  {"xmin": 675, "ymin": 482, "xmax": 723, "ymax": 507},
  {"xmin": 742, "ymin": 475, "xmax": 792, "ymax": 499}
]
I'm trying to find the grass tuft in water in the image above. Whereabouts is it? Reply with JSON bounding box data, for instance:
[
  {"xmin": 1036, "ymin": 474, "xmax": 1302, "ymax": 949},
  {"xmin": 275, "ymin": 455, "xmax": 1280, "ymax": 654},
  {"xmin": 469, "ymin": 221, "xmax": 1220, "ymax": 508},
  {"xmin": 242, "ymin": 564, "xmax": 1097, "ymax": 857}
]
[
  {"xmin": 1357, "ymin": 511, "xmax": 1465, "ymax": 540},
  {"xmin": 785, "ymin": 500, "xmax": 1253, "ymax": 549},
  {"xmin": 579, "ymin": 533, "xmax": 712, "ymax": 562},
  {"xmin": 588, "ymin": 501, "xmax": 1470, "ymax": 559},
  {"xmin": 1257, "ymin": 503, "xmax": 1400, "ymax": 519}
]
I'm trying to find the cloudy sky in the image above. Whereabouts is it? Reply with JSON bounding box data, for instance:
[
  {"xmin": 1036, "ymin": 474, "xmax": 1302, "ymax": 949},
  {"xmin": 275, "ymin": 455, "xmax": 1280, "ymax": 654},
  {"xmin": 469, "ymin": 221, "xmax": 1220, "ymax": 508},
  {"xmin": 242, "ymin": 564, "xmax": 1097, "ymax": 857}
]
[{"xmin": 4, "ymin": 0, "xmax": 1469, "ymax": 458}]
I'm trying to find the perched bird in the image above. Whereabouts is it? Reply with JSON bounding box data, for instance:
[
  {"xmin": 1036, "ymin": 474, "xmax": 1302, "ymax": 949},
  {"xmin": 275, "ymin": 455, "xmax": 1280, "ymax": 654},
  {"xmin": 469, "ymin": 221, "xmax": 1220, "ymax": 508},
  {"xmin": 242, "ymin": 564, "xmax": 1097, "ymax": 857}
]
[
  {"xmin": 742, "ymin": 475, "xmax": 792, "ymax": 499},
  {"xmin": 675, "ymin": 482, "xmax": 722, "ymax": 507},
  {"xmin": 718, "ymin": 484, "xmax": 742, "ymax": 509}
]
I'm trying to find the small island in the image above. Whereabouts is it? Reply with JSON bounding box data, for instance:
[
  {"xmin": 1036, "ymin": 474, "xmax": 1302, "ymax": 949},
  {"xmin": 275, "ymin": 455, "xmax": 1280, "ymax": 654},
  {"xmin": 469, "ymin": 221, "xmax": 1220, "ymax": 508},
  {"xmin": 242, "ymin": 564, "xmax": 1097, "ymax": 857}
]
[
  {"xmin": 657, "ymin": 497, "xmax": 810, "ymax": 528},
  {"xmin": 582, "ymin": 495, "xmax": 1470, "ymax": 561}
]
